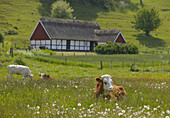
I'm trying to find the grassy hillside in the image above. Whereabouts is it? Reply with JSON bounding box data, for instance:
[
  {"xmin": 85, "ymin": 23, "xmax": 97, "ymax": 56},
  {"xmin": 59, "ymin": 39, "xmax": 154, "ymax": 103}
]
[
  {"xmin": 0, "ymin": 0, "xmax": 41, "ymax": 48},
  {"xmin": 0, "ymin": 0, "xmax": 169, "ymax": 49}
]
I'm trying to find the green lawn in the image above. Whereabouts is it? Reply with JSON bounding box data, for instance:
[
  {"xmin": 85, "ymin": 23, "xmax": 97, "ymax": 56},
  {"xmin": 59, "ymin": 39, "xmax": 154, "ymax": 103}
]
[{"xmin": 0, "ymin": 50, "xmax": 169, "ymax": 117}]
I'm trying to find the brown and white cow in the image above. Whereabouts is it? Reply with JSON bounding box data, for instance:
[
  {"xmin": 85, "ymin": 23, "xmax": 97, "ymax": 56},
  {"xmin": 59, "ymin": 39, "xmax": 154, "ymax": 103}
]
[
  {"xmin": 94, "ymin": 74, "xmax": 127, "ymax": 101},
  {"xmin": 39, "ymin": 73, "xmax": 54, "ymax": 80}
]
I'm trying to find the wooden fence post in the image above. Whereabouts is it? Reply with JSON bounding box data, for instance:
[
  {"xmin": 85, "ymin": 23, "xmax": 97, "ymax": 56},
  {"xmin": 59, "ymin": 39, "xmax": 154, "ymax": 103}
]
[
  {"xmin": 110, "ymin": 61, "xmax": 112, "ymax": 69},
  {"xmin": 145, "ymin": 49, "xmax": 147, "ymax": 54},
  {"xmin": 144, "ymin": 61, "xmax": 145, "ymax": 69},
  {"xmin": 122, "ymin": 61, "xmax": 124, "ymax": 67},
  {"xmin": 65, "ymin": 58, "xmax": 67, "ymax": 66},
  {"xmin": 10, "ymin": 47, "xmax": 13, "ymax": 58},
  {"xmin": 100, "ymin": 61, "xmax": 103, "ymax": 70}
]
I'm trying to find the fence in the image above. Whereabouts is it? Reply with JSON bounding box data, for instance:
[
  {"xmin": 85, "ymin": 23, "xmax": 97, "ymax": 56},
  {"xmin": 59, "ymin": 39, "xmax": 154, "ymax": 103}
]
[{"xmin": 6, "ymin": 47, "xmax": 170, "ymax": 70}]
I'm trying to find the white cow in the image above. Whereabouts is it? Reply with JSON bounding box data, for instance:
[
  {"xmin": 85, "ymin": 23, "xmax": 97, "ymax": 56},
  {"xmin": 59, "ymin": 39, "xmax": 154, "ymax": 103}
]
[{"xmin": 8, "ymin": 65, "xmax": 33, "ymax": 79}]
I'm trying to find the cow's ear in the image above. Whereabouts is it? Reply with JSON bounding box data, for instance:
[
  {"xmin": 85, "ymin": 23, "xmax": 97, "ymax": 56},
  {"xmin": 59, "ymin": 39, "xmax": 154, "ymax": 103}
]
[
  {"xmin": 96, "ymin": 77, "xmax": 102, "ymax": 82},
  {"xmin": 39, "ymin": 74, "xmax": 41, "ymax": 76}
]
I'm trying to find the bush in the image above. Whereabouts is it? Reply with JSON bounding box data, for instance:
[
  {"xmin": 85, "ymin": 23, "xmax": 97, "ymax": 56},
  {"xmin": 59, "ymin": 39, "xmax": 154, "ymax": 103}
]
[
  {"xmin": 87, "ymin": 0, "xmax": 118, "ymax": 11},
  {"xmin": 95, "ymin": 42, "xmax": 138, "ymax": 54},
  {"xmin": 13, "ymin": 26, "xmax": 18, "ymax": 30},
  {"xmin": 5, "ymin": 30, "xmax": 18, "ymax": 35}
]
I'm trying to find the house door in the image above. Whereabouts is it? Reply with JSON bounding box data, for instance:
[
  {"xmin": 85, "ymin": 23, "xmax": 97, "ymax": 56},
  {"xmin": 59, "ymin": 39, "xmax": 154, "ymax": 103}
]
[
  {"xmin": 66, "ymin": 40, "xmax": 70, "ymax": 50},
  {"xmin": 90, "ymin": 41, "xmax": 94, "ymax": 51}
]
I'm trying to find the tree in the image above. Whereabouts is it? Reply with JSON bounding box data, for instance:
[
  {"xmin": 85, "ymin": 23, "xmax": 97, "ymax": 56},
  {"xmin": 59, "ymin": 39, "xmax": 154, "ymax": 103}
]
[
  {"xmin": 131, "ymin": 8, "xmax": 162, "ymax": 36},
  {"xmin": 51, "ymin": 0, "xmax": 74, "ymax": 19}
]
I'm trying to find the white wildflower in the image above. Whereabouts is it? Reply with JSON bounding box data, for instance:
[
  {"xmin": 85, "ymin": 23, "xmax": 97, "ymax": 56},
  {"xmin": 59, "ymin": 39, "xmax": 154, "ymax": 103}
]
[
  {"xmin": 37, "ymin": 106, "xmax": 40, "ymax": 110},
  {"xmin": 153, "ymin": 108, "xmax": 157, "ymax": 111},
  {"xmin": 90, "ymin": 104, "xmax": 93, "ymax": 108},
  {"xmin": 116, "ymin": 106, "xmax": 120, "ymax": 109},
  {"xmin": 77, "ymin": 103, "xmax": 81, "ymax": 107},
  {"xmin": 166, "ymin": 110, "xmax": 170, "ymax": 114},
  {"xmin": 118, "ymin": 112, "xmax": 123, "ymax": 116},
  {"xmin": 122, "ymin": 110, "xmax": 125, "ymax": 114}
]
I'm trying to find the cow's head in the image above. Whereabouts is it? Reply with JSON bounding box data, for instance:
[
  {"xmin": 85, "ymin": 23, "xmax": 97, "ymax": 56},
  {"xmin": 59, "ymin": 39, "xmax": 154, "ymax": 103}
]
[
  {"xmin": 39, "ymin": 73, "xmax": 53, "ymax": 80},
  {"xmin": 94, "ymin": 74, "xmax": 114, "ymax": 97},
  {"xmin": 101, "ymin": 74, "xmax": 114, "ymax": 94},
  {"xmin": 39, "ymin": 73, "xmax": 45, "ymax": 79},
  {"xmin": 28, "ymin": 74, "xmax": 33, "ymax": 80}
]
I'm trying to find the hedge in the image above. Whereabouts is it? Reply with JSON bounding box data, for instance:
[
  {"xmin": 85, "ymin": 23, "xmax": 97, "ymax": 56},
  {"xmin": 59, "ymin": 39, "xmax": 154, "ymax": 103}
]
[{"xmin": 94, "ymin": 42, "xmax": 138, "ymax": 54}]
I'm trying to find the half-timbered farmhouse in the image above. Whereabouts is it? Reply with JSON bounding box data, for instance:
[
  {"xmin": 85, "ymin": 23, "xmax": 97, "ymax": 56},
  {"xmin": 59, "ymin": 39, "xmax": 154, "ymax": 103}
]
[{"xmin": 29, "ymin": 17, "xmax": 126, "ymax": 51}]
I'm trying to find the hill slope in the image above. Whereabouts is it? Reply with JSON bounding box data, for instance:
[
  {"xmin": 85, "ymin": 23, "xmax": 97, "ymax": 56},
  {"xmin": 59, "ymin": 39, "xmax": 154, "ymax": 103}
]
[{"xmin": 0, "ymin": 0, "xmax": 169, "ymax": 49}]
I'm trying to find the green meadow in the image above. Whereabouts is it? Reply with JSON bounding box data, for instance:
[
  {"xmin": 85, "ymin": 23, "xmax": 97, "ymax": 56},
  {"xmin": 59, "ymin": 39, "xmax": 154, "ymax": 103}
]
[{"xmin": 0, "ymin": 49, "xmax": 170, "ymax": 117}]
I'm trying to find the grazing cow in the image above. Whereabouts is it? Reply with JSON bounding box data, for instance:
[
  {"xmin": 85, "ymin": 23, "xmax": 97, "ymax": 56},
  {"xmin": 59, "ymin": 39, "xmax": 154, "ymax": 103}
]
[
  {"xmin": 94, "ymin": 74, "xmax": 127, "ymax": 101},
  {"xmin": 39, "ymin": 73, "xmax": 54, "ymax": 80},
  {"xmin": 8, "ymin": 65, "xmax": 33, "ymax": 80}
]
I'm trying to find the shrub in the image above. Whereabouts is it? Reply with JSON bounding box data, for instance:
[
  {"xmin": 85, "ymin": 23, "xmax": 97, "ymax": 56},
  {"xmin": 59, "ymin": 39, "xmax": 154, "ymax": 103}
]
[
  {"xmin": 13, "ymin": 26, "xmax": 18, "ymax": 30},
  {"xmin": 5, "ymin": 30, "xmax": 18, "ymax": 35},
  {"xmin": 94, "ymin": 42, "xmax": 138, "ymax": 54}
]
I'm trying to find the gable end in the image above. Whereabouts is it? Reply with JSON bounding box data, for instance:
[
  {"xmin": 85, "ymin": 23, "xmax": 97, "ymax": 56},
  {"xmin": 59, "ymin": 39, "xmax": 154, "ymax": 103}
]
[
  {"xmin": 114, "ymin": 32, "xmax": 127, "ymax": 43},
  {"xmin": 29, "ymin": 21, "xmax": 51, "ymax": 40}
]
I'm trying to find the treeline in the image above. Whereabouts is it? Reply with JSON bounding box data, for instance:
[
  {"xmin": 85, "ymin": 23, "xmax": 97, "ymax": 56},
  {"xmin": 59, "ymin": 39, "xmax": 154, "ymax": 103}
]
[
  {"xmin": 95, "ymin": 42, "xmax": 138, "ymax": 54},
  {"xmin": 87, "ymin": 0, "xmax": 118, "ymax": 10},
  {"xmin": 67, "ymin": 0, "xmax": 119, "ymax": 11}
]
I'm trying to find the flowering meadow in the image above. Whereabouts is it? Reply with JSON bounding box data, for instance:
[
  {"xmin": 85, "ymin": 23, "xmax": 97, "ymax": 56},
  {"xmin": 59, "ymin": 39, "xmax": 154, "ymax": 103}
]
[{"xmin": 0, "ymin": 50, "xmax": 169, "ymax": 117}]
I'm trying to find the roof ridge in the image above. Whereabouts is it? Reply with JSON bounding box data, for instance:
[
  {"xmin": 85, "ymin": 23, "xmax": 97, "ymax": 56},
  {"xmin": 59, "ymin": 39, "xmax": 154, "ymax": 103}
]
[
  {"xmin": 95, "ymin": 29, "xmax": 120, "ymax": 35},
  {"xmin": 40, "ymin": 17, "xmax": 100, "ymax": 28}
]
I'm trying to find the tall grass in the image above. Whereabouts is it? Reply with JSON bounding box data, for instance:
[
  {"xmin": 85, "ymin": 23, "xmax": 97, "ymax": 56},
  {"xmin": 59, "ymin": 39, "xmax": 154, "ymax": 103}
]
[{"xmin": 0, "ymin": 76, "xmax": 169, "ymax": 117}]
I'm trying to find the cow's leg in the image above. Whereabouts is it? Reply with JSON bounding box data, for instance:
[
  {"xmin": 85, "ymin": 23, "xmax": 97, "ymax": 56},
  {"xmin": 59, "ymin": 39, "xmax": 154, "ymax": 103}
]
[
  {"xmin": 8, "ymin": 73, "xmax": 13, "ymax": 79},
  {"xmin": 22, "ymin": 75, "xmax": 25, "ymax": 80},
  {"xmin": 7, "ymin": 74, "xmax": 10, "ymax": 79}
]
